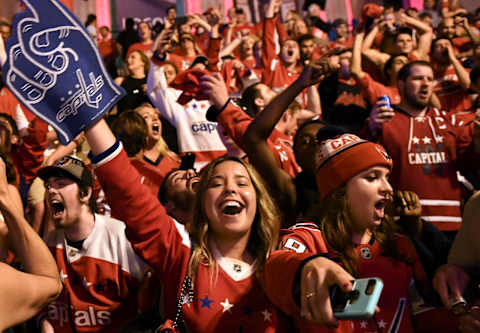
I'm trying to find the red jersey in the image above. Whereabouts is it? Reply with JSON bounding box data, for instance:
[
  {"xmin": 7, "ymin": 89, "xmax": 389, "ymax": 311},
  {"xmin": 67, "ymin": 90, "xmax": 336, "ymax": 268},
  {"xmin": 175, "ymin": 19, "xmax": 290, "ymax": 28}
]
[
  {"xmin": 98, "ymin": 38, "xmax": 118, "ymax": 60},
  {"xmin": 261, "ymin": 17, "xmax": 306, "ymax": 107},
  {"xmin": 92, "ymin": 142, "xmax": 292, "ymax": 332},
  {"xmin": 262, "ymin": 222, "xmax": 457, "ymax": 333},
  {"xmin": 433, "ymin": 64, "xmax": 471, "ymax": 113},
  {"xmin": 214, "ymin": 101, "xmax": 301, "ymax": 178},
  {"xmin": 126, "ymin": 42, "xmax": 154, "ymax": 58},
  {"xmin": 130, "ymin": 154, "xmax": 180, "ymax": 195},
  {"xmin": 369, "ymin": 107, "xmax": 480, "ymax": 230},
  {"xmin": 41, "ymin": 214, "xmax": 147, "ymax": 332},
  {"xmin": 355, "ymin": 72, "xmax": 401, "ymax": 106}
]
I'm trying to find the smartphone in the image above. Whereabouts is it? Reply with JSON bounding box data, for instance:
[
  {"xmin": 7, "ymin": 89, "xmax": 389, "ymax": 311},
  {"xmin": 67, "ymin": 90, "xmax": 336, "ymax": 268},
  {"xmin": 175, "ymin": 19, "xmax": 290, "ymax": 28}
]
[
  {"xmin": 330, "ymin": 278, "xmax": 383, "ymax": 320},
  {"xmin": 179, "ymin": 153, "xmax": 196, "ymax": 170}
]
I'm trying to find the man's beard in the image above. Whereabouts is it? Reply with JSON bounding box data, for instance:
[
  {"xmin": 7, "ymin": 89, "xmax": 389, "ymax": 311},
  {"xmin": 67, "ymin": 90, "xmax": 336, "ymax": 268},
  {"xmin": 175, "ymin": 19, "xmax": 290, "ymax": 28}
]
[{"xmin": 405, "ymin": 91, "xmax": 429, "ymax": 110}]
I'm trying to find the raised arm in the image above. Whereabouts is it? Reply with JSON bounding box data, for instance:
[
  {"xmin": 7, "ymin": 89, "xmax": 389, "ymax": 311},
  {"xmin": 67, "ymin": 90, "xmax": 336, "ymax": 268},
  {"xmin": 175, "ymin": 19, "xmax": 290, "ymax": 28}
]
[
  {"xmin": 361, "ymin": 24, "xmax": 390, "ymax": 69},
  {"xmin": 447, "ymin": 41, "xmax": 470, "ymax": 90},
  {"xmin": 0, "ymin": 158, "xmax": 61, "ymax": 330},
  {"xmin": 400, "ymin": 13, "xmax": 433, "ymax": 60},
  {"xmin": 261, "ymin": 0, "xmax": 280, "ymax": 68},
  {"xmin": 243, "ymin": 64, "xmax": 327, "ymax": 219},
  {"xmin": 351, "ymin": 30, "xmax": 367, "ymax": 79}
]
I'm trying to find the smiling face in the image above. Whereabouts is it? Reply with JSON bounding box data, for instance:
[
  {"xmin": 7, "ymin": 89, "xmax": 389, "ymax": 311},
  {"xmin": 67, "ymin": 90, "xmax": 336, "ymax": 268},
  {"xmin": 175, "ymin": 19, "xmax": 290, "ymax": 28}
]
[
  {"xmin": 204, "ymin": 161, "xmax": 257, "ymax": 242},
  {"xmin": 136, "ymin": 106, "xmax": 162, "ymax": 142},
  {"xmin": 45, "ymin": 176, "xmax": 85, "ymax": 229},
  {"xmin": 346, "ymin": 166, "xmax": 392, "ymax": 233}
]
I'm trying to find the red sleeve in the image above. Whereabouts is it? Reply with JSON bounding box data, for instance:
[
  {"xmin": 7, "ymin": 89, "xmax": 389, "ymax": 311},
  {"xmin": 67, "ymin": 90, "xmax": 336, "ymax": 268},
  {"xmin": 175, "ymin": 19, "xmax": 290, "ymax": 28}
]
[
  {"xmin": 262, "ymin": 17, "xmax": 278, "ymax": 69},
  {"xmin": 453, "ymin": 122, "xmax": 480, "ymax": 167},
  {"xmin": 207, "ymin": 38, "xmax": 222, "ymax": 71},
  {"xmin": 12, "ymin": 117, "xmax": 48, "ymax": 184},
  {"xmin": 261, "ymin": 222, "xmax": 330, "ymax": 318},
  {"xmin": 216, "ymin": 103, "xmax": 253, "ymax": 149},
  {"xmin": 355, "ymin": 72, "xmax": 389, "ymax": 105},
  {"xmin": 260, "ymin": 250, "xmax": 314, "ymax": 317},
  {"xmin": 275, "ymin": 15, "xmax": 289, "ymax": 44},
  {"xmin": 94, "ymin": 147, "xmax": 190, "ymax": 281}
]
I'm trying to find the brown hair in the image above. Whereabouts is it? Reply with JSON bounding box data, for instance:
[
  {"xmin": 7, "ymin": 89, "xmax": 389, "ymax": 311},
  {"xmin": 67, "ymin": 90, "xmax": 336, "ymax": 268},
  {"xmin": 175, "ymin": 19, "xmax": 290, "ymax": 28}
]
[
  {"xmin": 319, "ymin": 186, "xmax": 409, "ymax": 276},
  {"xmin": 186, "ymin": 156, "xmax": 280, "ymax": 285},
  {"xmin": 110, "ymin": 111, "xmax": 148, "ymax": 157},
  {"xmin": 126, "ymin": 50, "xmax": 151, "ymax": 76}
]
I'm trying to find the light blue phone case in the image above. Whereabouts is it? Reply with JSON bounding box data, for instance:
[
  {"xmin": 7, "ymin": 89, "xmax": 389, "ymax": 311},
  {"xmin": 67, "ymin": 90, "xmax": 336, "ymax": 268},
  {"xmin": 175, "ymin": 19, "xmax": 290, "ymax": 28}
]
[{"xmin": 334, "ymin": 277, "xmax": 384, "ymax": 320}]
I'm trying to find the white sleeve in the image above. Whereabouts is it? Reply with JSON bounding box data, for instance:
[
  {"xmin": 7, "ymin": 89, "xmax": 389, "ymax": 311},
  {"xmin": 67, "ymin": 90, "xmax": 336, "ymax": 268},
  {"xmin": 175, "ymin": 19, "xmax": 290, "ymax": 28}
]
[
  {"xmin": 15, "ymin": 105, "xmax": 30, "ymax": 131},
  {"xmin": 147, "ymin": 63, "xmax": 183, "ymax": 127}
]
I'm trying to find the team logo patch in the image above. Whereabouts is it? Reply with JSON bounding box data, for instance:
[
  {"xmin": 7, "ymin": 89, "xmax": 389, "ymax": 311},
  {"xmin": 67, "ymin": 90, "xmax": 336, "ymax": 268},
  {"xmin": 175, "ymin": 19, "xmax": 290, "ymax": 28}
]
[{"xmin": 360, "ymin": 247, "xmax": 372, "ymax": 260}]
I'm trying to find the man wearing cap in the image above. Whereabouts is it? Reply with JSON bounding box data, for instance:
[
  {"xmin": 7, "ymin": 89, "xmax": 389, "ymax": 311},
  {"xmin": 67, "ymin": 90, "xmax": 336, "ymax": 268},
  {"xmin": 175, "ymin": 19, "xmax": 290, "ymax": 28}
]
[{"xmin": 36, "ymin": 156, "xmax": 147, "ymax": 332}]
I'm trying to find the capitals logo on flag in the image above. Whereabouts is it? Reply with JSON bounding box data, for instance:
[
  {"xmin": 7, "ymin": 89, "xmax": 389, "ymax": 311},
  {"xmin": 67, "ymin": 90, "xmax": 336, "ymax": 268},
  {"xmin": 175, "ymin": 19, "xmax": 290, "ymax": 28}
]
[{"xmin": 2, "ymin": 0, "xmax": 125, "ymax": 144}]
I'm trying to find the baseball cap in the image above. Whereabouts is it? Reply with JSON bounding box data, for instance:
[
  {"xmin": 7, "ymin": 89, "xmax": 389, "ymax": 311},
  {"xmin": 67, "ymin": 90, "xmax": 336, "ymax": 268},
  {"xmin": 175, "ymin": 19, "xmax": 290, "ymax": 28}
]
[{"xmin": 38, "ymin": 156, "xmax": 93, "ymax": 187}]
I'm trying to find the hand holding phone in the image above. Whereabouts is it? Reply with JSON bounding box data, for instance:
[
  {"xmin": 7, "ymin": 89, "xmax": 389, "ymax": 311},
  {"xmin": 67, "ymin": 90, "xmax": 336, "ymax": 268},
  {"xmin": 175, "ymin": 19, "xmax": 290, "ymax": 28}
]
[{"xmin": 330, "ymin": 278, "xmax": 383, "ymax": 320}]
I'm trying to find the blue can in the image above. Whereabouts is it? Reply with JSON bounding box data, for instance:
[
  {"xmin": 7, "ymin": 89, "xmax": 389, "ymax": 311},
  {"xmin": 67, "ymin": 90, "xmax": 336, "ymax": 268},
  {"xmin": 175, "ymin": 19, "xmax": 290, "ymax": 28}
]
[{"xmin": 378, "ymin": 95, "xmax": 391, "ymax": 108}]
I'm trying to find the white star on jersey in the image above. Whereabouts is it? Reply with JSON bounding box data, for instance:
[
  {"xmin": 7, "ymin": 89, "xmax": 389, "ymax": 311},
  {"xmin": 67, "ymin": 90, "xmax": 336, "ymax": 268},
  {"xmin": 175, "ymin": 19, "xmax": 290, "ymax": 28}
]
[
  {"xmin": 360, "ymin": 321, "xmax": 368, "ymax": 328},
  {"xmin": 378, "ymin": 319, "xmax": 388, "ymax": 328},
  {"xmin": 422, "ymin": 136, "xmax": 432, "ymax": 144},
  {"xmin": 412, "ymin": 136, "xmax": 420, "ymax": 144},
  {"xmin": 436, "ymin": 135, "xmax": 444, "ymax": 143},
  {"xmin": 220, "ymin": 298, "xmax": 234, "ymax": 313},
  {"xmin": 262, "ymin": 309, "xmax": 272, "ymax": 322}
]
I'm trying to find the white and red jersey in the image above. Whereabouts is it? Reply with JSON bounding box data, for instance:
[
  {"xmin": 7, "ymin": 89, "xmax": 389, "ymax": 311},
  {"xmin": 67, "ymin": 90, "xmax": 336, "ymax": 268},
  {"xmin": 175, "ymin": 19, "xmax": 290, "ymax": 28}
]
[
  {"xmin": 91, "ymin": 142, "xmax": 292, "ymax": 332},
  {"xmin": 147, "ymin": 64, "xmax": 227, "ymax": 170},
  {"xmin": 214, "ymin": 101, "xmax": 301, "ymax": 178},
  {"xmin": 373, "ymin": 107, "xmax": 480, "ymax": 231},
  {"xmin": 41, "ymin": 214, "xmax": 147, "ymax": 332},
  {"xmin": 262, "ymin": 222, "xmax": 457, "ymax": 333}
]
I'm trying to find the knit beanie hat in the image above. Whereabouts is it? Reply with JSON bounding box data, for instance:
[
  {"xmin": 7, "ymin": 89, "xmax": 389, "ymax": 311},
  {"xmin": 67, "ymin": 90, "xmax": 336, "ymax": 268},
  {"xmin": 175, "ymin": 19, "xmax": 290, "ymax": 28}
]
[{"xmin": 315, "ymin": 134, "xmax": 393, "ymax": 199}]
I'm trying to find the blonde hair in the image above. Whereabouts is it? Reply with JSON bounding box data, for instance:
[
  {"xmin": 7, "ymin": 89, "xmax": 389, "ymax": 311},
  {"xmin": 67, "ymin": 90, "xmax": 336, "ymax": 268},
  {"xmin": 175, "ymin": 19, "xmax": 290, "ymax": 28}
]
[
  {"xmin": 133, "ymin": 103, "xmax": 179, "ymax": 160},
  {"xmin": 186, "ymin": 156, "xmax": 280, "ymax": 286}
]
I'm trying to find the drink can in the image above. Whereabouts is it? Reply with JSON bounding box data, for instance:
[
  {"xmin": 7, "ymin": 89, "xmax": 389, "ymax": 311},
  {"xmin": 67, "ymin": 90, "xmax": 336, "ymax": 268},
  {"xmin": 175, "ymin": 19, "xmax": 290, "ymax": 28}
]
[{"xmin": 378, "ymin": 95, "xmax": 391, "ymax": 108}]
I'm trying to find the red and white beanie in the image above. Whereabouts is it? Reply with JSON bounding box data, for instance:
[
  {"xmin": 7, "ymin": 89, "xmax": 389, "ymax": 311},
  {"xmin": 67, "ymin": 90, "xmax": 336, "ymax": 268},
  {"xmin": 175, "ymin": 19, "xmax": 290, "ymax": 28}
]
[{"xmin": 315, "ymin": 134, "xmax": 393, "ymax": 199}]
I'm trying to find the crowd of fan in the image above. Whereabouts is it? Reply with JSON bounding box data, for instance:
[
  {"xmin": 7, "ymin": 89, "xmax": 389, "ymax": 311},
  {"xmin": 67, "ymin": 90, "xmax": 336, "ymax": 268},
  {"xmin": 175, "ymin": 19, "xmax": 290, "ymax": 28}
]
[{"xmin": 1, "ymin": 0, "xmax": 480, "ymax": 332}]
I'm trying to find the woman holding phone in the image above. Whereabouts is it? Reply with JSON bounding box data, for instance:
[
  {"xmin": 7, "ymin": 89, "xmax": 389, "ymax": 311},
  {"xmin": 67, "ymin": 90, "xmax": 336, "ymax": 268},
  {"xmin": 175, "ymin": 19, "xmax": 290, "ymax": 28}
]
[{"xmin": 262, "ymin": 130, "xmax": 457, "ymax": 332}]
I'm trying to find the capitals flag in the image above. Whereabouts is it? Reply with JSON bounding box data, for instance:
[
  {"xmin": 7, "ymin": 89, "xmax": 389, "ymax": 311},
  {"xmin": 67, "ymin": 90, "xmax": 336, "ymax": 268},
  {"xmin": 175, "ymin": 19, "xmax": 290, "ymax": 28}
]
[{"xmin": 2, "ymin": 0, "xmax": 125, "ymax": 144}]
